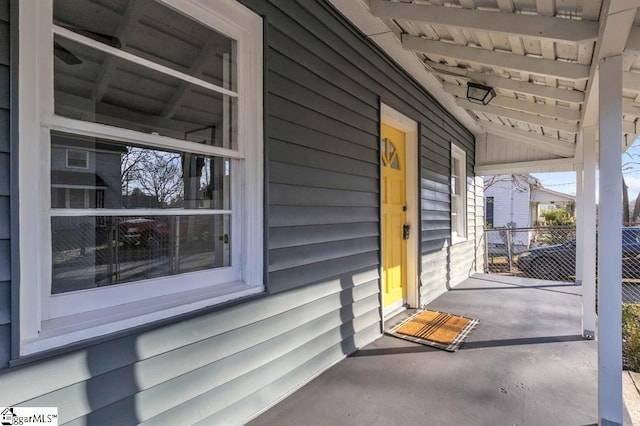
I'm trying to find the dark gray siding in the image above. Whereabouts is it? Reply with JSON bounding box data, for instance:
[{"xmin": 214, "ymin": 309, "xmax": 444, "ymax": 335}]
[
  {"xmin": 419, "ymin": 118, "xmax": 477, "ymax": 304},
  {"xmin": 264, "ymin": 0, "xmax": 473, "ymax": 295},
  {"xmin": 420, "ymin": 126, "xmax": 453, "ymax": 254},
  {"xmin": 0, "ymin": 0, "xmax": 476, "ymax": 424},
  {"xmin": 265, "ymin": 0, "xmax": 380, "ymax": 294},
  {"xmin": 0, "ymin": 0, "xmax": 10, "ymax": 369},
  {"xmin": 419, "ymin": 119, "xmax": 476, "ymax": 303}
]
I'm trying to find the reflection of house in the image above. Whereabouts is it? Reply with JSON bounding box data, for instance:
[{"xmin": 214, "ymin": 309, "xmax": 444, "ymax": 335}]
[
  {"xmin": 50, "ymin": 132, "xmax": 125, "ymax": 210},
  {"xmin": 484, "ymin": 174, "xmax": 575, "ymax": 252},
  {"xmin": 49, "ymin": 133, "xmax": 126, "ymax": 249}
]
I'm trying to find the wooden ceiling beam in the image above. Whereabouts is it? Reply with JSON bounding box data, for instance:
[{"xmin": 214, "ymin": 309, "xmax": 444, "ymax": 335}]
[
  {"xmin": 403, "ymin": 35, "xmax": 590, "ymax": 81},
  {"xmin": 93, "ymin": 1, "xmax": 145, "ymax": 102},
  {"xmin": 370, "ymin": 0, "xmax": 598, "ymax": 43},
  {"xmin": 443, "ymin": 82, "xmax": 581, "ymax": 121},
  {"xmin": 426, "ymin": 60, "xmax": 585, "ymax": 104},
  {"xmin": 623, "ymin": 26, "xmax": 640, "ymax": 54},
  {"xmin": 456, "ymin": 98, "xmax": 579, "ymax": 133},
  {"xmin": 622, "ymin": 98, "xmax": 640, "ymax": 117},
  {"xmin": 162, "ymin": 37, "xmax": 223, "ymax": 118},
  {"xmin": 624, "ymin": 120, "xmax": 638, "ymax": 135},
  {"xmin": 579, "ymin": 2, "xmax": 638, "ymax": 130},
  {"xmin": 623, "ymin": 71, "xmax": 640, "ymax": 92}
]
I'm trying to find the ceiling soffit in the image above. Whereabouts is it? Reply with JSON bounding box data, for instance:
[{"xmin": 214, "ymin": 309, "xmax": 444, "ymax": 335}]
[{"xmin": 330, "ymin": 0, "xmax": 640, "ymax": 171}]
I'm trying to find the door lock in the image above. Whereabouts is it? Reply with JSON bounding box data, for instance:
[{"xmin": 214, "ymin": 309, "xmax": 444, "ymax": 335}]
[{"xmin": 403, "ymin": 224, "xmax": 411, "ymax": 240}]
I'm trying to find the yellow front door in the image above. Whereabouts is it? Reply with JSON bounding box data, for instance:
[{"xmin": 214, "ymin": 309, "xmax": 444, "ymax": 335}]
[{"xmin": 381, "ymin": 124, "xmax": 407, "ymax": 310}]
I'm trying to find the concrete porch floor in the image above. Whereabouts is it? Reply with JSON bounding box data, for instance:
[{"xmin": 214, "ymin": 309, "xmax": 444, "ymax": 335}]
[{"xmin": 250, "ymin": 273, "xmax": 634, "ymax": 425}]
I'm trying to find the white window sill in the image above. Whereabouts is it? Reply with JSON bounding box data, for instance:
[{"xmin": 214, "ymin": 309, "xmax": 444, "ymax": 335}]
[{"xmin": 20, "ymin": 281, "xmax": 264, "ymax": 356}]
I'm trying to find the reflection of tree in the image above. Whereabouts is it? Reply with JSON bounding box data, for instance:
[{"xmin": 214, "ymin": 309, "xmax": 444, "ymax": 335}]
[
  {"xmin": 125, "ymin": 187, "xmax": 161, "ymax": 208},
  {"xmin": 484, "ymin": 174, "xmax": 532, "ymax": 192},
  {"xmin": 122, "ymin": 147, "xmax": 183, "ymax": 207},
  {"xmin": 121, "ymin": 148, "xmax": 145, "ymax": 198}
]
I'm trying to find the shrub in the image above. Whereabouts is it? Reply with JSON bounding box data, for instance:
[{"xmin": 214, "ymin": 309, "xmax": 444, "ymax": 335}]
[
  {"xmin": 623, "ymin": 304, "xmax": 640, "ymax": 372},
  {"xmin": 536, "ymin": 210, "xmax": 577, "ymax": 245},
  {"xmin": 540, "ymin": 208, "xmax": 575, "ymax": 226}
]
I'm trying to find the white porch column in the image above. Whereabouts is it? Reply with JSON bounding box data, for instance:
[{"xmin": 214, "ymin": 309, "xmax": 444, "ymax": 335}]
[
  {"xmin": 582, "ymin": 126, "xmax": 597, "ymax": 340},
  {"xmin": 598, "ymin": 55, "xmax": 623, "ymax": 426},
  {"xmin": 576, "ymin": 162, "xmax": 584, "ymax": 283}
]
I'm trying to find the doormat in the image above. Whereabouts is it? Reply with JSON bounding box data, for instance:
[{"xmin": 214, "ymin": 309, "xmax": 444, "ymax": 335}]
[{"xmin": 386, "ymin": 309, "xmax": 479, "ymax": 352}]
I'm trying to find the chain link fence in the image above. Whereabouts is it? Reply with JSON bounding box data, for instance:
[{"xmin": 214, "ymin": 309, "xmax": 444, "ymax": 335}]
[{"xmin": 484, "ymin": 225, "xmax": 640, "ymax": 303}]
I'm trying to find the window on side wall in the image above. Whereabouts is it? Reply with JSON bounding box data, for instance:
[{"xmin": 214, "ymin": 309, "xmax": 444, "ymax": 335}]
[
  {"xmin": 19, "ymin": 0, "xmax": 263, "ymax": 355},
  {"xmin": 65, "ymin": 149, "xmax": 88, "ymax": 169},
  {"xmin": 451, "ymin": 144, "xmax": 467, "ymax": 242},
  {"xmin": 486, "ymin": 196, "xmax": 494, "ymax": 228}
]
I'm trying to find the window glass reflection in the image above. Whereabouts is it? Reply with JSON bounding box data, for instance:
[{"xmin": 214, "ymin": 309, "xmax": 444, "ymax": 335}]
[
  {"xmin": 51, "ymin": 214, "xmax": 231, "ymax": 294},
  {"xmin": 53, "ymin": 0, "xmax": 237, "ymax": 91},
  {"xmin": 53, "ymin": 35, "xmax": 237, "ymax": 149},
  {"xmin": 50, "ymin": 131, "xmax": 231, "ymax": 210}
]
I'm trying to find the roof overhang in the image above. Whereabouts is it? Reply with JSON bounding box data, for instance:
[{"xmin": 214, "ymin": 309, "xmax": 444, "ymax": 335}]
[
  {"xmin": 329, "ymin": 0, "xmax": 640, "ymax": 174},
  {"xmin": 531, "ymin": 187, "xmax": 576, "ymax": 203}
]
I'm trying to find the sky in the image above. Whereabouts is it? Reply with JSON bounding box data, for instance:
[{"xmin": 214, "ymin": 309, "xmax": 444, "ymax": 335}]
[
  {"xmin": 530, "ymin": 171, "xmax": 578, "ymax": 197},
  {"xmin": 531, "ymin": 137, "xmax": 640, "ymax": 202}
]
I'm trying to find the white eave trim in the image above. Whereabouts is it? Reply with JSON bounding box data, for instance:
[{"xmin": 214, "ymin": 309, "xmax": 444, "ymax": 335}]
[
  {"xmin": 481, "ymin": 121, "xmax": 576, "ymax": 157},
  {"xmin": 531, "ymin": 187, "xmax": 576, "ymax": 202},
  {"xmin": 476, "ymin": 158, "xmax": 576, "ymax": 175}
]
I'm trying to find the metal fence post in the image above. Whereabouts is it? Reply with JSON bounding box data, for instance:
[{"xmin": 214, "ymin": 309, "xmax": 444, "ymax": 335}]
[
  {"xmin": 507, "ymin": 227, "xmax": 513, "ymax": 270},
  {"xmin": 484, "ymin": 229, "xmax": 489, "ymax": 273}
]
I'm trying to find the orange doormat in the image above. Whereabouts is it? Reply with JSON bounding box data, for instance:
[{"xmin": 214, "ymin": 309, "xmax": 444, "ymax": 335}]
[{"xmin": 386, "ymin": 309, "xmax": 479, "ymax": 352}]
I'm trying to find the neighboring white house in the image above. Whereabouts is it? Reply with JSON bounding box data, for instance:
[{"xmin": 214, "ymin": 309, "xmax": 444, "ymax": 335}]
[
  {"xmin": 484, "ymin": 174, "xmax": 575, "ymax": 252},
  {"xmin": 532, "ymin": 187, "xmax": 577, "ymax": 223}
]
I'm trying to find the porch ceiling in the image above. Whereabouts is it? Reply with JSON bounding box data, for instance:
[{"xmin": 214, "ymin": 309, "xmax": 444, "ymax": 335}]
[{"xmin": 329, "ymin": 0, "xmax": 640, "ymax": 174}]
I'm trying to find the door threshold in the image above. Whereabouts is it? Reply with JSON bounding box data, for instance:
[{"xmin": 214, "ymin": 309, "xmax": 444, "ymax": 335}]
[{"xmin": 384, "ymin": 304, "xmax": 408, "ymax": 321}]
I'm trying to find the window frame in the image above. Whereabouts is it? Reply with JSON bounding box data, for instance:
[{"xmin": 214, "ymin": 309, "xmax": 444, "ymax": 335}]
[
  {"xmin": 51, "ymin": 187, "xmax": 103, "ymax": 209},
  {"xmin": 485, "ymin": 196, "xmax": 494, "ymax": 228},
  {"xmin": 65, "ymin": 148, "xmax": 88, "ymax": 169},
  {"xmin": 451, "ymin": 144, "xmax": 467, "ymax": 243},
  {"xmin": 18, "ymin": 0, "xmax": 264, "ymax": 355}
]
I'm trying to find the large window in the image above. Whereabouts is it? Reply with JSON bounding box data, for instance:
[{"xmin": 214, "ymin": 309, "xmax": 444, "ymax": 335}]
[
  {"xmin": 451, "ymin": 144, "xmax": 467, "ymax": 242},
  {"xmin": 19, "ymin": 0, "xmax": 263, "ymax": 355}
]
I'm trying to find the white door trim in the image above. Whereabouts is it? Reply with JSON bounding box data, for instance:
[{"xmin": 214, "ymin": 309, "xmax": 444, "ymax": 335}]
[{"xmin": 380, "ymin": 103, "xmax": 419, "ymax": 317}]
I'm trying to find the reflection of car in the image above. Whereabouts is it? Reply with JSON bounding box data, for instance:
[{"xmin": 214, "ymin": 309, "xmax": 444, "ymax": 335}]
[
  {"xmin": 517, "ymin": 227, "xmax": 640, "ymax": 280},
  {"xmin": 119, "ymin": 218, "xmax": 169, "ymax": 248},
  {"xmin": 118, "ymin": 216, "xmax": 213, "ymax": 248}
]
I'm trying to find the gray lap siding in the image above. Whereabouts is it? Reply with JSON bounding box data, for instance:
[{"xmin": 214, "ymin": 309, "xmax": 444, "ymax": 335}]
[
  {"xmin": 0, "ymin": 0, "xmax": 476, "ymax": 424},
  {"xmin": 0, "ymin": 0, "xmax": 9, "ymax": 369}
]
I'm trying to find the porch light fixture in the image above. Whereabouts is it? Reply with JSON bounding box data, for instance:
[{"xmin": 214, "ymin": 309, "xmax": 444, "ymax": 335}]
[{"xmin": 466, "ymin": 82, "xmax": 496, "ymax": 105}]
